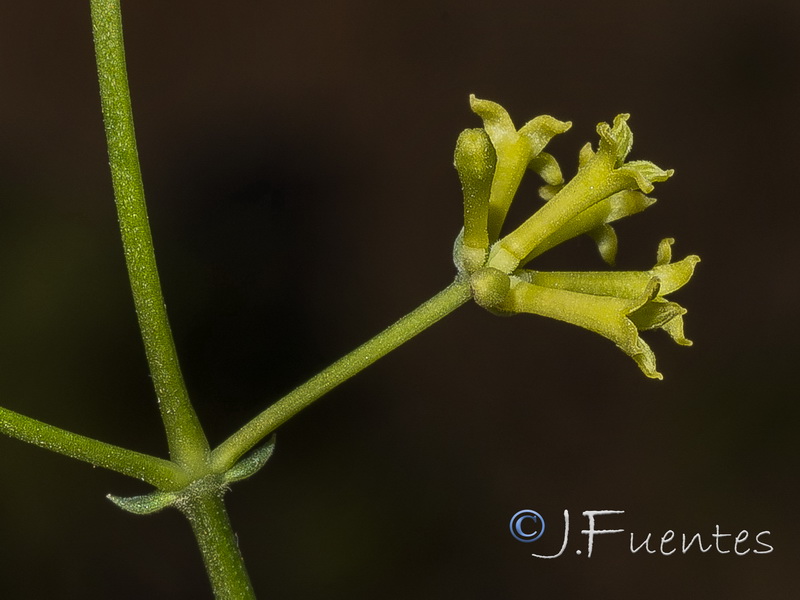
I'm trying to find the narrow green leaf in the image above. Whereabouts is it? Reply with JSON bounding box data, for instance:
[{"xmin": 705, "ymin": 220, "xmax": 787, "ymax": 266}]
[{"xmin": 223, "ymin": 436, "xmax": 276, "ymax": 484}]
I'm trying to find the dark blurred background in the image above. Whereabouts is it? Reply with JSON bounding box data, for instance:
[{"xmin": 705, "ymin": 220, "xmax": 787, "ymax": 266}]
[{"xmin": 1, "ymin": 0, "xmax": 798, "ymax": 598}]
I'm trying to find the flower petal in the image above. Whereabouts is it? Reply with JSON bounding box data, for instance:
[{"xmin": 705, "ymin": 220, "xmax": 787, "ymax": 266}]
[
  {"xmin": 630, "ymin": 336, "xmax": 662, "ymax": 380},
  {"xmin": 661, "ymin": 309, "xmax": 692, "ymax": 346},
  {"xmin": 650, "ymin": 239, "xmax": 701, "ymax": 295},
  {"xmin": 538, "ymin": 183, "xmax": 562, "ymax": 201},
  {"xmin": 587, "ymin": 224, "xmax": 618, "ymax": 266},
  {"xmin": 468, "ymin": 96, "xmax": 518, "ymax": 147},
  {"xmin": 518, "ymin": 115, "xmax": 573, "ymax": 158},
  {"xmin": 612, "ymin": 160, "xmax": 674, "ymax": 194},
  {"xmin": 655, "ymin": 236, "xmax": 674, "ymax": 265},
  {"xmin": 629, "ymin": 297, "xmax": 693, "ymax": 346},
  {"xmin": 528, "ymin": 151, "xmax": 564, "ymax": 187}
]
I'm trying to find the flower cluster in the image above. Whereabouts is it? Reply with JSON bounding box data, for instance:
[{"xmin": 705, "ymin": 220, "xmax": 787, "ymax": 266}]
[{"xmin": 454, "ymin": 96, "xmax": 699, "ymax": 379}]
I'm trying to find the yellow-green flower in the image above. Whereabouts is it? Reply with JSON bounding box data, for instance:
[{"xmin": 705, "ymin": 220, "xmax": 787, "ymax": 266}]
[
  {"xmin": 487, "ymin": 112, "xmax": 673, "ymax": 273},
  {"xmin": 454, "ymin": 97, "xmax": 699, "ymax": 378},
  {"xmin": 499, "ymin": 239, "xmax": 699, "ymax": 379},
  {"xmin": 453, "ymin": 96, "xmax": 571, "ymax": 273}
]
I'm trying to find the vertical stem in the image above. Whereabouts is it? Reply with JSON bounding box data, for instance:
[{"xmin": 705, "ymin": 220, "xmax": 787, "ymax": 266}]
[
  {"xmin": 90, "ymin": 0, "xmax": 208, "ymax": 468},
  {"xmin": 90, "ymin": 4, "xmax": 252, "ymax": 596},
  {"xmin": 182, "ymin": 495, "xmax": 256, "ymax": 600}
]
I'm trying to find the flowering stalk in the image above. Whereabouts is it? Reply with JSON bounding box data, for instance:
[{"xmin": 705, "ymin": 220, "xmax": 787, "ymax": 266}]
[
  {"xmin": 90, "ymin": 2, "xmax": 253, "ymax": 597},
  {"xmin": 0, "ymin": 40, "xmax": 699, "ymax": 595},
  {"xmin": 90, "ymin": 0, "xmax": 208, "ymax": 468}
]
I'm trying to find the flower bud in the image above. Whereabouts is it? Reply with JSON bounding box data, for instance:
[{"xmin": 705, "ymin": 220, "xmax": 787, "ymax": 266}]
[{"xmin": 454, "ymin": 128, "xmax": 496, "ymax": 267}]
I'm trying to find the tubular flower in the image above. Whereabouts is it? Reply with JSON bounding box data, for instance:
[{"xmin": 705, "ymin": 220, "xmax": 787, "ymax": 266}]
[
  {"xmin": 454, "ymin": 97, "xmax": 699, "ymax": 378},
  {"xmin": 454, "ymin": 96, "xmax": 571, "ymax": 272},
  {"xmin": 508, "ymin": 239, "xmax": 698, "ymax": 379}
]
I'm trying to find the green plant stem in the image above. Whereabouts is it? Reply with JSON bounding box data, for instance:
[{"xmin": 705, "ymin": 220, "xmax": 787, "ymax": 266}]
[
  {"xmin": 210, "ymin": 277, "xmax": 472, "ymax": 472},
  {"xmin": 0, "ymin": 405, "xmax": 187, "ymax": 489},
  {"xmin": 182, "ymin": 494, "xmax": 256, "ymax": 600},
  {"xmin": 90, "ymin": 0, "xmax": 208, "ymax": 468},
  {"xmin": 90, "ymin": 3, "xmax": 255, "ymax": 596}
]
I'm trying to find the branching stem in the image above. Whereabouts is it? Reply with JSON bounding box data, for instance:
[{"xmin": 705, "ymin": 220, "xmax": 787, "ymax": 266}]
[
  {"xmin": 210, "ymin": 278, "xmax": 472, "ymax": 472},
  {"xmin": 90, "ymin": 2, "xmax": 256, "ymax": 597},
  {"xmin": 90, "ymin": 0, "xmax": 208, "ymax": 469},
  {"xmin": 43, "ymin": 4, "xmax": 477, "ymax": 599},
  {"xmin": 0, "ymin": 405, "xmax": 187, "ymax": 489}
]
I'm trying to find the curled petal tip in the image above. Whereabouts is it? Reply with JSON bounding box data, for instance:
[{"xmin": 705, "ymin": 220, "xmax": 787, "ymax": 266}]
[
  {"xmin": 587, "ymin": 224, "xmax": 618, "ymax": 266},
  {"xmin": 637, "ymin": 361, "xmax": 664, "ymax": 380},
  {"xmin": 468, "ymin": 95, "xmax": 515, "ymax": 141},
  {"xmin": 615, "ymin": 161, "xmax": 673, "ymax": 194},
  {"xmin": 528, "ymin": 151, "xmax": 564, "ymax": 186},
  {"xmin": 519, "ymin": 115, "xmax": 572, "ymax": 137},
  {"xmin": 623, "ymin": 333, "xmax": 664, "ymax": 380},
  {"xmin": 597, "ymin": 114, "xmax": 634, "ymax": 163}
]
